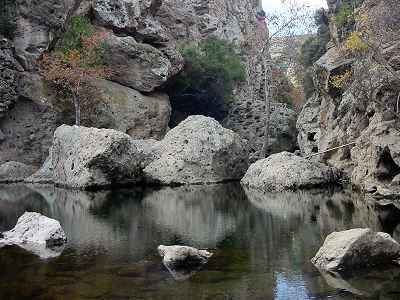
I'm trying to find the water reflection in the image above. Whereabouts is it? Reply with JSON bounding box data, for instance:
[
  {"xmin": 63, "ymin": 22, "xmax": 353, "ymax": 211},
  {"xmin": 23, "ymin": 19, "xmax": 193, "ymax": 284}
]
[{"xmin": 0, "ymin": 183, "xmax": 399, "ymax": 299}]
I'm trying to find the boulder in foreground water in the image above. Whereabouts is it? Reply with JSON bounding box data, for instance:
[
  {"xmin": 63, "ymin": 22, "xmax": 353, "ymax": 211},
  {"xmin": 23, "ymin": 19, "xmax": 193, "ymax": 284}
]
[
  {"xmin": 158, "ymin": 245, "xmax": 213, "ymax": 280},
  {"xmin": 241, "ymin": 152, "xmax": 340, "ymax": 191},
  {"xmin": 0, "ymin": 212, "xmax": 67, "ymax": 259},
  {"xmin": 144, "ymin": 116, "xmax": 249, "ymax": 185},
  {"xmin": 311, "ymin": 228, "xmax": 400, "ymax": 272}
]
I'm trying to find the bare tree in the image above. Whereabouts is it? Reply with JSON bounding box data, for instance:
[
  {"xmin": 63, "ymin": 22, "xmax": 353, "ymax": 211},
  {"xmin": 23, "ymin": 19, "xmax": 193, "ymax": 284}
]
[{"xmin": 253, "ymin": 0, "xmax": 314, "ymax": 158}]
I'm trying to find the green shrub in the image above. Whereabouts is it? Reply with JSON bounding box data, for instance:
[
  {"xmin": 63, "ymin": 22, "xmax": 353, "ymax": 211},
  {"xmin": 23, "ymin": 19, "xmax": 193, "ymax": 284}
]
[
  {"xmin": 174, "ymin": 37, "xmax": 246, "ymax": 102},
  {"xmin": 335, "ymin": 0, "xmax": 364, "ymax": 29},
  {"xmin": 335, "ymin": 4, "xmax": 353, "ymax": 27},
  {"xmin": 0, "ymin": 0, "xmax": 17, "ymax": 39},
  {"xmin": 57, "ymin": 16, "xmax": 95, "ymax": 53}
]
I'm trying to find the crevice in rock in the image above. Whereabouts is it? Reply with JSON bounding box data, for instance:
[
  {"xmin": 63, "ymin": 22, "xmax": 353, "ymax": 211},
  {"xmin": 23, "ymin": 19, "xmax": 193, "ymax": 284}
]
[{"xmin": 376, "ymin": 147, "xmax": 400, "ymax": 181}]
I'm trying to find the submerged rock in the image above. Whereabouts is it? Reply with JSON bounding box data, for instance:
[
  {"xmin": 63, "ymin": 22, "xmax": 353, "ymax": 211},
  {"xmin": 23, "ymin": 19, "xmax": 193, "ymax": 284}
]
[
  {"xmin": 33, "ymin": 125, "xmax": 158, "ymax": 189},
  {"xmin": 0, "ymin": 212, "xmax": 66, "ymax": 259},
  {"xmin": 158, "ymin": 245, "xmax": 213, "ymax": 280},
  {"xmin": 241, "ymin": 152, "xmax": 341, "ymax": 192},
  {"xmin": 311, "ymin": 228, "xmax": 400, "ymax": 272},
  {"xmin": 144, "ymin": 115, "xmax": 249, "ymax": 185},
  {"xmin": 0, "ymin": 161, "xmax": 37, "ymax": 183}
]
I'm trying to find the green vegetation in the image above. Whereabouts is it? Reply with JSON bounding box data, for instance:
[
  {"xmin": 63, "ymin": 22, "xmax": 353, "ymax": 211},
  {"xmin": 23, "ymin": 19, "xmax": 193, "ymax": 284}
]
[
  {"xmin": 334, "ymin": 0, "xmax": 364, "ymax": 32},
  {"xmin": 57, "ymin": 16, "xmax": 95, "ymax": 53},
  {"xmin": 0, "ymin": 0, "xmax": 17, "ymax": 39},
  {"xmin": 174, "ymin": 37, "xmax": 246, "ymax": 103},
  {"xmin": 40, "ymin": 16, "xmax": 110, "ymax": 126},
  {"xmin": 335, "ymin": 4, "xmax": 354, "ymax": 27}
]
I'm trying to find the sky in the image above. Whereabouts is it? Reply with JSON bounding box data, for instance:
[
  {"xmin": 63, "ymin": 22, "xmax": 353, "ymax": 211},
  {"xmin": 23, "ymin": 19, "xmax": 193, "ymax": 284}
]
[{"xmin": 262, "ymin": 0, "xmax": 327, "ymax": 13}]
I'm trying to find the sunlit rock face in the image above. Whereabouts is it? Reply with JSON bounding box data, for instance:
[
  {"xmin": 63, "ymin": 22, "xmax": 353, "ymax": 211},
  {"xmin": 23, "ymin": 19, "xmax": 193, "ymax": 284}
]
[
  {"xmin": 297, "ymin": 0, "xmax": 400, "ymax": 196},
  {"xmin": 241, "ymin": 152, "xmax": 341, "ymax": 192},
  {"xmin": 40, "ymin": 125, "xmax": 158, "ymax": 189},
  {"xmin": 144, "ymin": 116, "xmax": 249, "ymax": 185}
]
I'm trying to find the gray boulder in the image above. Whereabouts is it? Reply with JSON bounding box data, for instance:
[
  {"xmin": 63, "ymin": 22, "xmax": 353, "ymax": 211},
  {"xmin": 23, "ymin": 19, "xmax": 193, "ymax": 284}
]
[
  {"xmin": 158, "ymin": 245, "xmax": 213, "ymax": 280},
  {"xmin": 144, "ymin": 115, "xmax": 249, "ymax": 185},
  {"xmin": 88, "ymin": 79, "xmax": 171, "ymax": 140},
  {"xmin": 0, "ymin": 161, "xmax": 37, "ymax": 183},
  {"xmin": 311, "ymin": 228, "xmax": 400, "ymax": 272},
  {"xmin": 39, "ymin": 125, "xmax": 158, "ymax": 189},
  {"xmin": 0, "ymin": 212, "xmax": 67, "ymax": 259},
  {"xmin": 105, "ymin": 34, "xmax": 174, "ymax": 92},
  {"xmin": 241, "ymin": 152, "xmax": 340, "ymax": 192}
]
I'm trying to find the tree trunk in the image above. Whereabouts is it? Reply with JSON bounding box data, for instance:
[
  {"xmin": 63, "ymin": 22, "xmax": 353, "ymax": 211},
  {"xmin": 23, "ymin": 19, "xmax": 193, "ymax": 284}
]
[
  {"xmin": 261, "ymin": 59, "xmax": 271, "ymax": 158},
  {"xmin": 73, "ymin": 93, "xmax": 81, "ymax": 126}
]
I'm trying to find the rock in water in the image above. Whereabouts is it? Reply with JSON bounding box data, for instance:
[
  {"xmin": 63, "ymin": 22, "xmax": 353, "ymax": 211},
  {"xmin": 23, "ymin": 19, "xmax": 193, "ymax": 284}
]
[
  {"xmin": 37, "ymin": 125, "xmax": 158, "ymax": 189},
  {"xmin": 144, "ymin": 115, "xmax": 249, "ymax": 185},
  {"xmin": 311, "ymin": 228, "xmax": 400, "ymax": 273},
  {"xmin": 158, "ymin": 245, "xmax": 213, "ymax": 280},
  {"xmin": 241, "ymin": 152, "xmax": 340, "ymax": 191},
  {"xmin": 0, "ymin": 212, "xmax": 67, "ymax": 259},
  {"xmin": 0, "ymin": 161, "xmax": 37, "ymax": 183}
]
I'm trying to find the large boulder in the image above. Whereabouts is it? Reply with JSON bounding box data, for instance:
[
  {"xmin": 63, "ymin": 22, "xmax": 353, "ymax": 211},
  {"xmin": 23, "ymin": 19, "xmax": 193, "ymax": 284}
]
[
  {"xmin": 144, "ymin": 115, "xmax": 249, "ymax": 185},
  {"xmin": 0, "ymin": 212, "xmax": 67, "ymax": 259},
  {"xmin": 38, "ymin": 125, "xmax": 158, "ymax": 189},
  {"xmin": 0, "ymin": 161, "xmax": 37, "ymax": 183},
  {"xmin": 105, "ymin": 34, "xmax": 174, "ymax": 92},
  {"xmin": 88, "ymin": 79, "xmax": 171, "ymax": 140},
  {"xmin": 241, "ymin": 152, "xmax": 341, "ymax": 192},
  {"xmin": 311, "ymin": 228, "xmax": 400, "ymax": 272}
]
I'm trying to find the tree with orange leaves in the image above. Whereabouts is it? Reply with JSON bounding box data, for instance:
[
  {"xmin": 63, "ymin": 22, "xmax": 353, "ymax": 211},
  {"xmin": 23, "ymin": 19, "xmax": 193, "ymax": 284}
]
[{"xmin": 39, "ymin": 19, "xmax": 111, "ymax": 126}]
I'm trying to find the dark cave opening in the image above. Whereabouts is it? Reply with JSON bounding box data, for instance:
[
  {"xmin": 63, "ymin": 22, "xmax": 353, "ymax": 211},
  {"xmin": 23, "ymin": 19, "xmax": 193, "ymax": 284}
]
[
  {"xmin": 376, "ymin": 148, "xmax": 400, "ymax": 181},
  {"xmin": 166, "ymin": 90, "xmax": 228, "ymax": 128},
  {"xmin": 308, "ymin": 132, "xmax": 316, "ymax": 142}
]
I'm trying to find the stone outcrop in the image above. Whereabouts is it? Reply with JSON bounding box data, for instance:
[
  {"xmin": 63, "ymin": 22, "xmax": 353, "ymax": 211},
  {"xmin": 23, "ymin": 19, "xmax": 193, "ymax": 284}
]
[
  {"xmin": 241, "ymin": 152, "xmax": 340, "ymax": 192},
  {"xmin": 297, "ymin": 0, "xmax": 400, "ymax": 196},
  {"xmin": 0, "ymin": 161, "xmax": 37, "ymax": 183},
  {"xmin": 226, "ymin": 102, "xmax": 297, "ymax": 162},
  {"xmin": 105, "ymin": 33, "xmax": 174, "ymax": 92},
  {"xmin": 0, "ymin": 212, "xmax": 67, "ymax": 259},
  {"xmin": 86, "ymin": 79, "xmax": 171, "ymax": 140},
  {"xmin": 311, "ymin": 228, "xmax": 400, "ymax": 273},
  {"xmin": 36, "ymin": 125, "xmax": 158, "ymax": 189},
  {"xmin": 144, "ymin": 115, "xmax": 249, "ymax": 185}
]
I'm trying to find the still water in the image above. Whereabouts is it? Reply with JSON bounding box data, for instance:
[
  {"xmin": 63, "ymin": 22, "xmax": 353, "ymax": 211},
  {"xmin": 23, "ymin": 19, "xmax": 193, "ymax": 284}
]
[{"xmin": 1, "ymin": 183, "xmax": 400, "ymax": 300}]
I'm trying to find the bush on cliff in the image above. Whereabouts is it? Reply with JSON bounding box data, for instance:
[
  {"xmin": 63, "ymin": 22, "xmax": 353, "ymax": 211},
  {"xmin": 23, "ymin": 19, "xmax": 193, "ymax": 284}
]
[
  {"xmin": 39, "ymin": 16, "xmax": 111, "ymax": 126},
  {"xmin": 167, "ymin": 37, "xmax": 245, "ymax": 124},
  {"xmin": 177, "ymin": 37, "xmax": 245, "ymax": 99}
]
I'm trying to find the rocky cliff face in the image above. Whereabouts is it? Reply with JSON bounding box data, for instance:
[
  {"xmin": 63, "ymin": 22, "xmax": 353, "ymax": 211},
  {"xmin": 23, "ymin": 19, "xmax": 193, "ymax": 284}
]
[
  {"xmin": 297, "ymin": 0, "xmax": 400, "ymax": 197},
  {"xmin": 0, "ymin": 0, "xmax": 296, "ymax": 166}
]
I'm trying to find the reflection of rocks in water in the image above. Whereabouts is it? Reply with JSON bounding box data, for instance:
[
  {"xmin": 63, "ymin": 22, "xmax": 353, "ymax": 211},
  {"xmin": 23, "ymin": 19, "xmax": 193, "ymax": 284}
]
[
  {"xmin": 243, "ymin": 187, "xmax": 386, "ymax": 237},
  {"xmin": 0, "ymin": 185, "xmax": 50, "ymax": 232},
  {"xmin": 142, "ymin": 184, "xmax": 247, "ymax": 248},
  {"xmin": 320, "ymin": 267, "xmax": 400, "ymax": 298}
]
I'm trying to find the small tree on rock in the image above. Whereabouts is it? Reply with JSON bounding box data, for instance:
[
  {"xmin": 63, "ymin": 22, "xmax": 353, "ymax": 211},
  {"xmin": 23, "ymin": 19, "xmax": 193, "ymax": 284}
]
[{"xmin": 39, "ymin": 18, "xmax": 111, "ymax": 126}]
